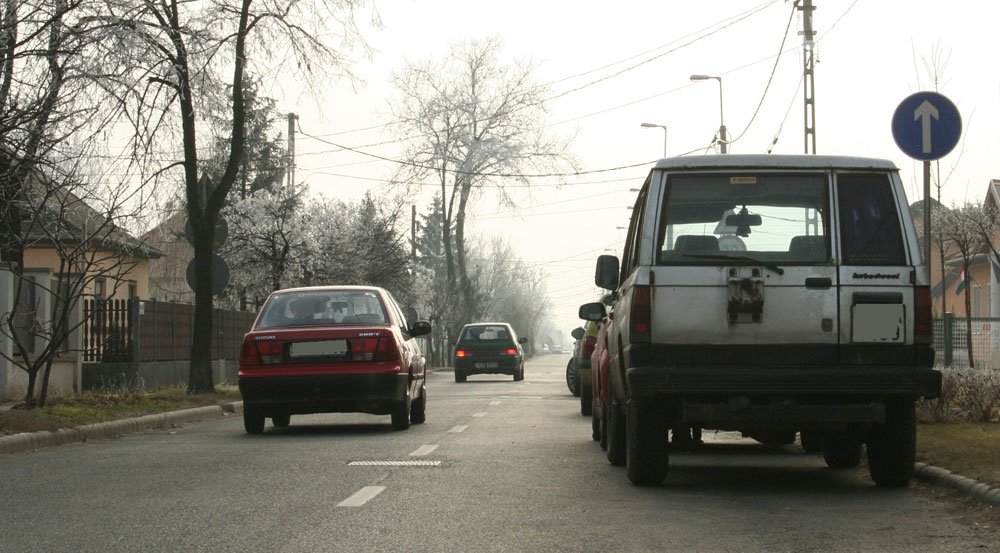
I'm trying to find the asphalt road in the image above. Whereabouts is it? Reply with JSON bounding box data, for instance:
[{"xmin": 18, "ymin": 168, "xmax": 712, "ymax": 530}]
[{"xmin": 2, "ymin": 355, "xmax": 998, "ymax": 552}]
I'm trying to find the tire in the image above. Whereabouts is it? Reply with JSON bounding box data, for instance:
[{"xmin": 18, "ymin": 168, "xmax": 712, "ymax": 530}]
[
  {"xmin": 606, "ymin": 400, "xmax": 626, "ymax": 466},
  {"xmin": 823, "ymin": 433, "xmax": 863, "ymax": 469},
  {"xmin": 391, "ymin": 393, "xmax": 411, "ymax": 430},
  {"xmin": 626, "ymin": 399, "xmax": 670, "ymax": 486},
  {"xmin": 243, "ymin": 408, "xmax": 265, "ymax": 435},
  {"xmin": 271, "ymin": 414, "xmax": 290, "ymax": 428},
  {"xmin": 591, "ymin": 408, "xmax": 601, "ymax": 441},
  {"xmin": 580, "ymin": 385, "xmax": 593, "ymax": 416},
  {"xmin": 410, "ymin": 384, "xmax": 427, "ymax": 424},
  {"xmin": 455, "ymin": 371, "xmax": 467, "ymax": 383},
  {"xmin": 800, "ymin": 431, "xmax": 823, "ymax": 453},
  {"xmin": 599, "ymin": 401, "xmax": 609, "ymax": 451},
  {"xmin": 867, "ymin": 399, "xmax": 916, "ymax": 488},
  {"xmin": 514, "ymin": 366, "xmax": 524, "ymax": 381},
  {"xmin": 567, "ymin": 360, "xmax": 580, "ymax": 397}
]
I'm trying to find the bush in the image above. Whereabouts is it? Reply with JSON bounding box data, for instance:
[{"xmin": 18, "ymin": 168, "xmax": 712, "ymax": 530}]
[{"xmin": 917, "ymin": 368, "xmax": 1000, "ymax": 423}]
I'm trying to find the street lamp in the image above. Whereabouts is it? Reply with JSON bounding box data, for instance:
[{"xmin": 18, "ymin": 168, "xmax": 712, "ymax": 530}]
[
  {"xmin": 640, "ymin": 122, "xmax": 667, "ymax": 158},
  {"xmin": 690, "ymin": 74, "xmax": 727, "ymax": 154}
]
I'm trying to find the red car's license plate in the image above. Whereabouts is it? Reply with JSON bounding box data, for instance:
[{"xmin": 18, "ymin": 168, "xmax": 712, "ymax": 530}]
[{"xmin": 289, "ymin": 340, "xmax": 348, "ymax": 357}]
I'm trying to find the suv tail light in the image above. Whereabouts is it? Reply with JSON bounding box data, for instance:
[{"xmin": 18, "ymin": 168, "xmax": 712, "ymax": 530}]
[
  {"xmin": 351, "ymin": 335, "xmax": 400, "ymax": 363},
  {"xmin": 914, "ymin": 285, "xmax": 932, "ymax": 344},
  {"xmin": 630, "ymin": 285, "xmax": 651, "ymax": 343}
]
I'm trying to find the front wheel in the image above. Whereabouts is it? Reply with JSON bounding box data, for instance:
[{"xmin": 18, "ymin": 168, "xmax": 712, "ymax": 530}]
[
  {"xmin": 626, "ymin": 399, "xmax": 670, "ymax": 486},
  {"xmin": 567, "ymin": 360, "xmax": 580, "ymax": 396},
  {"xmin": 243, "ymin": 407, "xmax": 265, "ymax": 435},
  {"xmin": 867, "ymin": 399, "xmax": 916, "ymax": 488}
]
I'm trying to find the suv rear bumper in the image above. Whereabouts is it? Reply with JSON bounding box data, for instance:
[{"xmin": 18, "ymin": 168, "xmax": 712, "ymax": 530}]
[{"xmin": 626, "ymin": 365, "xmax": 942, "ymax": 399}]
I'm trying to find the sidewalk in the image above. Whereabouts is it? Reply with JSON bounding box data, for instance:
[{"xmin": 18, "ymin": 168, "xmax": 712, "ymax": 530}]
[{"xmin": 2, "ymin": 401, "xmax": 998, "ymax": 508}]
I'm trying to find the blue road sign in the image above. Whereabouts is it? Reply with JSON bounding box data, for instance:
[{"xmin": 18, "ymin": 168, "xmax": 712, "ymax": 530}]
[{"xmin": 892, "ymin": 91, "xmax": 962, "ymax": 161}]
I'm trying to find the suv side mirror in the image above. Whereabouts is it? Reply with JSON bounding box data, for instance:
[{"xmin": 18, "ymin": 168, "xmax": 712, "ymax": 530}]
[
  {"xmin": 595, "ymin": 255, "xmax": 620, "ymax": 290},
  {"xmin": 570, "ymin": 327, "xmax": 585, "ymax": 340},
  {"xmin": 578, "ymin": 302, "xmax": 607, "ymax": 322}
]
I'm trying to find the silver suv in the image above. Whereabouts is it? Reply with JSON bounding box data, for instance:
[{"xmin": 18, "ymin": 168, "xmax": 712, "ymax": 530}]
[{"xmin": 584, "ymin": 155, "xmax": 941, "ymax": 487}]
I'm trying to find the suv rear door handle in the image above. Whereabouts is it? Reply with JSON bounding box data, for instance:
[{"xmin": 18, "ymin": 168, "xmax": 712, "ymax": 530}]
[{"xmin": 805, "ymin": 277, "xmax": 832, "ymax": 289}]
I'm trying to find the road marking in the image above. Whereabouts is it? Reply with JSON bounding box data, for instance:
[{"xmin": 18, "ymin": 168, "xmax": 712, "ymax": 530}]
[
  {"xmin": 473, "ymin": 412, "xmax": 487, "ymax": 418},
  {"xmin": 489, "ymin": 401, "xmax": 501, "ymax": 406},
  {"xmin": 409, "ymin": 444, "xmax": 438, "ymax": 456},
  {"xmin": 338, "ymin": 486, "xmax": 385, "ymax": 507},
  {"xmin": 449, "ymin": 425, "xmax": 468, "ymax": 433},
  {"xmin": 348, "ymin": 460, "xmax": 441, "ymax": 466}
]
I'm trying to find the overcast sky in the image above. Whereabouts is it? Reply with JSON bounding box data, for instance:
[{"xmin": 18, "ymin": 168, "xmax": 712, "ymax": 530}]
[{"xmin": 273, "ymin": 0, "xmax": 1000, "ymax": 337}]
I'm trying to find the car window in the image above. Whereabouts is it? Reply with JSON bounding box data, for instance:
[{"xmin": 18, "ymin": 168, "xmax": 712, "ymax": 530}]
[
  {"xmin": 460, "ymin": 325, "xmax": 512, "ymax": 342},
  {"xmin": 255, "ymin": 290, "xmax": 389, "ymax": 329},
  {"xmin": 836, "ymin": 172, "xmax": 906, "ymax": 266},
  {"xmin": 657, "ymin": 173, "xmax": 829, "ymax": 264}
]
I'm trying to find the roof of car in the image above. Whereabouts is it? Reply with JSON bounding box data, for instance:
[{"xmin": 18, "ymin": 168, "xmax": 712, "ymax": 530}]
[
  {"xmin": 463, "ymin": 322, "xmax": 512, "ymax": 327},
  {"xmin": 653, "ymin": 154, "xmax": 897, "ymax": 171},
  {"xmin": 271, "ymin": 285, "xmax": 386, "ymax": 295}
]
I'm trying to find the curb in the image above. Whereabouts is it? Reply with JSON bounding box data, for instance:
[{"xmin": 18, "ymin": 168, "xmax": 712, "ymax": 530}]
[
  {"xmin": 913, "ymin": 462, "xmax": 1000, "ymax": 507},
  {"xmin": 0, "ymin": 401, "xmax": 243, "ymax": 456}
]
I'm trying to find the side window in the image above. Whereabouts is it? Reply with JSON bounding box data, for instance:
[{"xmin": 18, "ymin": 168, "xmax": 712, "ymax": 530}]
[
  {"xmin": 837, "ymin": 173, "xmax": 906, "ymax": 266},
  {"xmin": 620, "ymin": 185, "xmax": 648, "ymax": 282}
]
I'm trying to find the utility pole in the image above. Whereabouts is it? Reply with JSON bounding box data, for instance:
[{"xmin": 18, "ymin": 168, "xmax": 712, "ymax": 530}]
[
  {"xmin": 286, "ymin": 112, "xmax": 298, "ymax": 187},
  {"xmin": 799, "ymin": 0, "xmax": 817, "ymax": 154}
]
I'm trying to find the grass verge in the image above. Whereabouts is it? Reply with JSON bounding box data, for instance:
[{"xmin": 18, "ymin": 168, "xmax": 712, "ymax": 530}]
[
  {"xmin": 0, "ymin": 386, "xmax": 242, "ymax": 436},
  {"xmin": 917, "ymin": 423, "xmax": 1000, "ymax": 488}
]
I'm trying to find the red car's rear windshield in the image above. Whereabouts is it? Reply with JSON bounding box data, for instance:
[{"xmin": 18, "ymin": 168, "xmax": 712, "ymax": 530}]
[{"xmin": 256, "ymin": 290, "xmax": 389, "ymax": 329}]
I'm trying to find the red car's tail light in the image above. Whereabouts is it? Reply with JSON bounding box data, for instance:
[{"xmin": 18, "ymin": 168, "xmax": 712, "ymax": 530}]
[
  {"xmin": 239, "ymin": 340, "xmax": 260, "ymax": 366},
  {"xmin": 630, "ymin": 285, "xmax": 651, "ymax": 343},
  {"xmin": 350, "ymin": 335, "xmax": 400, "ymax": 363},
  {"xmin": 240, "ymin": 339, "xmax": 284, "ymax": 365},
  {"xmin": 581, "ymin": 336, "xmax": 597, "ymax": 359}
]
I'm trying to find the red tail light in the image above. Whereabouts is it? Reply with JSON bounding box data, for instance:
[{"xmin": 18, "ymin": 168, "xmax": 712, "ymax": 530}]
[
  {"xmin": 240, "ymin": 339, "xmax": 283, "ymax": 365},
  {"xmin": 351, "ymin": 335, "xmax": 400, "ymax": 362},
  {"xmin": 630, "ymin": 285, "xmax": 651, "ymax": 343},
  {"xmin": 455, "ymin": 349, "xmax": 469, "ymax": 358},
  {"xmin": 500, "ymin": 348, "xmax": 518, "ymax": 356},
  {"xmin": 914, "ymin": 285, "xmax": 932, "ymax": 344},
  {"xmin": 581, "ymin": 336, "xmax": 597, "ymax": 359},
  {"xmin": 239, "ymin": 340, "xmax": 260, "ymax": 366}
]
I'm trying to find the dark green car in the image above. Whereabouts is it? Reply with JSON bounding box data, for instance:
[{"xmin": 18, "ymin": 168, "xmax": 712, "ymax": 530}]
[{"xmin": 453, "ymin": 322, "xmax": 527, "ymax": 382}]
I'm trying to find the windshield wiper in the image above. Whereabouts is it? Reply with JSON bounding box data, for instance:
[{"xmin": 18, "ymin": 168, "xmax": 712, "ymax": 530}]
[{"xmin": 681, "ymin": 253, "xmax": 785, "ymax": 275}]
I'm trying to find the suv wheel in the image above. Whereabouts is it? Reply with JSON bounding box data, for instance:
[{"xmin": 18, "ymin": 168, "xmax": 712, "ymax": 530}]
[
  {"xmin": 581, "ymin": 385, "xmax": 593, "ymax": 416},
  {"xmin": 243, "ymin": 408, "xmax": 265, "ymax": 435},
  {"xmin": 514, "ymin": 366, "xmax": 524, "ymax": 381},
  {"xmin": 410, "ymin": 384, "xmax": 427, "ymax": 424},
  {"xmin": 867, "ymin": 399, "xmax": 916, "ymax": 487},
  {"xmin": 822, "ymin": 433, "xmax": 863, "ymax": 469},
  {"xmin": 625, "ymin": 399, "xmax": 669, "ymax": 486},
  {"xmin": 606, "ymin": 400, "xmax": 626, "ymax": 466}
]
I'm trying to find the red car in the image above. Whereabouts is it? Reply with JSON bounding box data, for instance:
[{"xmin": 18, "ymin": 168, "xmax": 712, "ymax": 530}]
[{"xmin": 238, "ymin": 285, "xmax": 432, "ymax": 434}]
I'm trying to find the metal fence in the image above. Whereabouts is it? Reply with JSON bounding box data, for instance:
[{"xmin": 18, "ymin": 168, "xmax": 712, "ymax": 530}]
[
  {"xmin": 934, "ymin": 314, "xmax": 1000, "ymax": 369},
  {"xmin": 83, "ymin": 299, "xmax": 257, "ymax": 364}
]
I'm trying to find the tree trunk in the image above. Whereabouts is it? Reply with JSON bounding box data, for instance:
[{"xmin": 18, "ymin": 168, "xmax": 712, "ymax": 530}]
[{"xmin": 963, "ymin": 266, "xmax": 974, "ymax": 369}]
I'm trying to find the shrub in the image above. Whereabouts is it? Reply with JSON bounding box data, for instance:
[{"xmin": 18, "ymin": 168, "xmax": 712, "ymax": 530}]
[{"xmin": 918, "ymin": 368, "xmax": 1000, "ymax": 423}]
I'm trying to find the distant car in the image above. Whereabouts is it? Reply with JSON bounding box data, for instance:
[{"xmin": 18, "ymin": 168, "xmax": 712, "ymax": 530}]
[
  {"xmin": 238, "ymin": 285, "xmax": 431, "ymax": 434},
  {"xmin": 453, "ymin": 322, "xmax": 527, "ymax": 382}
]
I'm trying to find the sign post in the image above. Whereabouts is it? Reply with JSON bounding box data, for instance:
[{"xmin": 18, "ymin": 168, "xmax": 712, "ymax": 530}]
[{"xmin": 891, "ymin": 91, "xmax": 962, "ymax": 267}]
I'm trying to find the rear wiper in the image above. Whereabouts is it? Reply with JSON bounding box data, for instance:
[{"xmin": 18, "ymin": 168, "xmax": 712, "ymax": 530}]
[{"xmin": 681, "ymin": 253, "xmax": 785, "ymax": 275}]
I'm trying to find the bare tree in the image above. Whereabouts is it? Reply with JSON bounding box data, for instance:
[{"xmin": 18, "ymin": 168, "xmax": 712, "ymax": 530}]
[
  {"xmin": 96, "ymin": 0, "xmax": 371, "ymax": 393},
  {"xmin": 938, "ymin": 202, "xmax": 986, "ymax": 368},
  {"xmin": 391, "ymin": 37, "xmax": 575, "ymax": 330}
]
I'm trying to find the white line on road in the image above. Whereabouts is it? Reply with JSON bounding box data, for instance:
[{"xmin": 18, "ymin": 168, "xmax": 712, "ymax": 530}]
[
  {"xmin": 449, "ymin": 425, "xmax": 468, "ymax": 433},
  {"xmin": 489, "ymin": 401, "xmax": 501, "ymax": 406},
  {"xmin": 409, "ymin": 444, "xmax": 439, "ymax": 456},
  {"xmin": 473, "ymin": 412, "xmax": 487, "ymax": 418},
  {"xmin": 338, "ymin": 486, "xmax": 386, "ymax": 507}
]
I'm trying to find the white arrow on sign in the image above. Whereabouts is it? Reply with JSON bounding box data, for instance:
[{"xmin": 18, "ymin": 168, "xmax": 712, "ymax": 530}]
[{"xmin": 914, "ymin": 99, "xmax": 939, "ymax": 154}]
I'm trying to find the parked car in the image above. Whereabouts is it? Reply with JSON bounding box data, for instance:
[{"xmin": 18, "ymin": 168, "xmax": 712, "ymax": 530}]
[
  {"xmin": 453, "ymin": 322, "xmax": 527, "ymax": 382},
  {"xmin": 238, "ymin": 285, "xmax": 431, "ymax": 434},
  {"xmin": 588, "ymin": 154, "xmax": 941, "ymax": 487},
  {"xmin": 566, "ymin": 327, "xmax": 586, "ymax": 396}
]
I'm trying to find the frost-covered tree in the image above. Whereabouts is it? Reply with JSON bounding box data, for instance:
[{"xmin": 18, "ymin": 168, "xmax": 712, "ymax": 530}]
[
  {"xmin": 939, "ymin": 202, "xmax": 986, "ymax": 368},
  {"xmin": 390, "ymin": 36, "xmax": 575, "ymax": 326}
]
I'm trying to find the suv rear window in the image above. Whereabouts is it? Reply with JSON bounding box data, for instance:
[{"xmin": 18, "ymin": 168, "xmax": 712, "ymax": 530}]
[
  {"xmin": 657, "ymin": 173, "xmax": 829, "ymax": 265},
  {"xmin": 836, "ymin": 172, "xmax": 906, "ymax": 266},
  {"xmin": 460, "ymin": 325, "xmax": 513, "ymax": 342}
]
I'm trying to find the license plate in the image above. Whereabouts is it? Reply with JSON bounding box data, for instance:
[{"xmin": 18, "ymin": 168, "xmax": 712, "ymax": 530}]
[
  {"xmin": 475, "ymin": 362, "xmax": 499, "ymax": 369},
  {"xmin": 852, "ymin": 304, "xmax": 904, "ymax": 342},
  {"xmin": 290, "ymin": 340, "xmax": 348, "ymax": 357}
]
